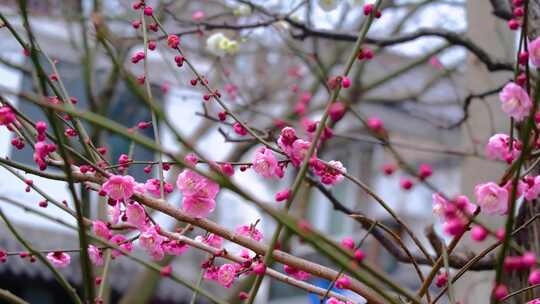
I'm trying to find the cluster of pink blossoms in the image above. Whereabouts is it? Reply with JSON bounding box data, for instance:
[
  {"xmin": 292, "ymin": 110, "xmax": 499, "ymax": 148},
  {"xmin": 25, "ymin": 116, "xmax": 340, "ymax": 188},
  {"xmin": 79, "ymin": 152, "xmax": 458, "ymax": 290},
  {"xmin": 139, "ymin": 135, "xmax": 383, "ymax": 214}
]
[
  {"xmin": 432, "ymin": 174, "xmax": 540, "ymax": 237},
  {"xmin": 277, "ymin": 127, "xmax": 346, "ymax": 186},
  {"xmin": 432, "ymin": 194, "xmax": 477, "ymax": 236},
  {"xmin": 485, "ymin": 134, "xmax": 522, "ymax": 163},
  {"xmin": 176, "ymin": 169, "xmax": 220, "ymax": 218},
  {"xmin": 96, "ymin": 172, "xmax": 196, "ymax": 262}
]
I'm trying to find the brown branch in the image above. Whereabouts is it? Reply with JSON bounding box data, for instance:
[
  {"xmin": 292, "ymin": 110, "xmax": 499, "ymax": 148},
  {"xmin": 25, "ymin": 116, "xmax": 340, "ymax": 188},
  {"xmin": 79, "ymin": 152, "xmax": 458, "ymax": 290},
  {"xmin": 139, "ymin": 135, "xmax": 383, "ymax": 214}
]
[{"xmin": 306, "ymin": 176, "xmax": 496, "ymax": 270}]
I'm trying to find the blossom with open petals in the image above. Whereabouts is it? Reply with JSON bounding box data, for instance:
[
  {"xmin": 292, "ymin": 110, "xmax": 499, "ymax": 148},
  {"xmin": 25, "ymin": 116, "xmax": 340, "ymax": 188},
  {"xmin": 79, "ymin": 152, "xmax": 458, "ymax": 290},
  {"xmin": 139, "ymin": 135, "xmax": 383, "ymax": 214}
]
[
  {"xmin": 485, "ymin": 134, "xmax": 521, "ymax": 163},
  {"xmin": 236, "ymin": 224, "xmax": 263, "ymax": 241},
  {"xmin": 474, "ymin": 182, "xmax": 509, "ymax": 215},
  {"xmin": 139, "ymin": 226, "xmax": 165, "ymax": 261},
  {"xmin": 252, "ymin": 147, "xmax": 280, "ymax": 178},
  {"xmin": 177, "ymin": 169, "xmax": 220, "ymax": 218},
  {"xmin": 126, "ymin": 202, "xmax": 147, "ymax": 229},
  {"xmin": 101, "ymin": 175, "xmax": 136, "ymax": 201},
  {"xmin": 217, "ymin": 264, "xmax": 237, "ymax": 288},
  {"xmin": 88, "ymin": 245, "xmax": 104, "ymax": 266},
  {"xmin": 499, "ymin": 82, "xmax": 532, "ymax": 121},
  {"xmin": 46, "ymin": 251, "xmax": 70, "ymax": 268}
]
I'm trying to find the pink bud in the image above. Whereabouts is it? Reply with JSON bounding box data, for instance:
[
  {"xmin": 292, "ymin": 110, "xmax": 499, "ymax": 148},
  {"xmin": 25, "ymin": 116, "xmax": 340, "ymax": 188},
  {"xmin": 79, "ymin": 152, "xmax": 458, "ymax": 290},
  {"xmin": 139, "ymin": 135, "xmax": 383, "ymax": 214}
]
[
  {"xmin": 363, "ymin": 4, "xmax": 373, "ymax": 15},
  {"xmin": 220, "ymin": 163, "xmax": 234, "ymax": 176},
  {"xmin": 253, "ymin": 263, "xmax": 266, "ymax": 275},
  {"xmin": 167, "ymin": 35, "xmax": 180, "ymax": 49},
  {"xmin": 192, "ymin": 10, "xmax": 205, "ymax": 21},
  {"xmin": 238, "ymin": 292, "xmax": 248, "ymax": 300},
  {"xmin": 160, "ymin": 265, "xmax": 172, "ymax": 277},
  {"xmin": 329, "ymin": 102, "xmax": 346, "ymax": 122},
  {"xmin": 400, "ymin": 178, "xmax": 413, "ymax": 190},
  {"xmin": 341, "ymin": 76, "xmax": 351, "ymax": 88},
  {"xmin": 471, "ymin": 225, "xmax": 488, "ymax": 242},
  {"xmin": 218, "ymin": 111, "xmax": 227, "ymax": 121},
  {"xmin": 341, "ymin": 237, "xmax": 355, "ymax": 250},
  {"xmin": 493, "ymin": 283, "xmax": 508, "ymax": 300},
  {"xmin": 418, "ymin": 163, "xmax": 433, "ymax": 180},
  {"xmin": 435, "ymin": 272, "xmax": 448, "ymax": 288},
  {"xmin": 36, "ymin": 121, "xmax": 47, "ymax": 134},
  {"xmin": 336, "ymin": 276, "xmax": 351, "ymax": 289},
  {"xmin": 132, "ymin": 20, "xmax": 141, "ymax": 29},
  {"xmin": 143, "ymin": 6, "xmax": 153, "ymax": 16},
  {"xmin": 354, "ymin": 249, "xmax": 365, "ymax": 262},
  {"xmin": 519, "ymin": 51, "xmax": 529, "ymax": 65},
  {"xmin": 367, "ymin": 117, "xmax": 384, "ymax": 132},
  {"xmin": 517, "ymin": 73, "xmax": 527, "ymax": 86},
  {"xmin": 233, "ymin": 123, "xmax": 247, "ymax": 136},
  {"xmin": 522, "ymin": 252, "xmax": 537, "ymax": 268},
  {"xmin": 382, "ymin": 163, "xmax": 396, "ymax": 176},
  {"xmin": 529, "ymin": 269, "xmax": 540, "ymax": 285},
  {"xmin": 275, "ymin": 189, "xmax": 291, "ymax": 202},
  {"xmin": 508, "ymin": 19, "xmax": 520, "ymax": 30},
  {"xmin": 496, "ymin": 228, "xmax": 506, "ymax": 241}
]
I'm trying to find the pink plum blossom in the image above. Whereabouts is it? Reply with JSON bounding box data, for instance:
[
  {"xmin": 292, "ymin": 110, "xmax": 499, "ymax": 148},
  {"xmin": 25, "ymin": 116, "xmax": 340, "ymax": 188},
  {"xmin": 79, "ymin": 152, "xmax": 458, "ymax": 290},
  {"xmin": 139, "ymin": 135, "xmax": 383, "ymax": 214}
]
[
  {"xmin": 485, "ymin": 134, "xmax": 521, "ymax": 163},
  {"xmin": 252, "ymin": 147, "xmax": 280, "ymax": 178},
  {"xmin": 195, "ymin": 233, "xmax": 223, "ymax": 249},
  {"xmin": 177, "ymin": 169, "xmax": 220, "ymax": 218},
  {"xmin": 277, "ymin": 127, "xmax": 298, "ymax": 155},
  {"xmin": 33, "ymin": 141, "xmax": 51, "ymax": 170},
  {"xmin": 474, "ymin": 182, "xmax": 509, "ymax": 215},
  {"xmin": 217, "ymin": 264, "xmax": 237, "ymax": 288},
  {"xmin": 88, "ymin": 245, "xmax": 104, "ymax": 266},
  {"xmin": 283, "ymin": 264, "xmax": 310, "ymax": 281},
  {"xmin": 108, "ymin": 203, "xmax": 121, "ymax": 225},
  {"xmin": 499, "ymin": 82, "xmax": 532, "ymax": 121},
  {"xmin": 139, "ymin": 226, "xmax": 166, "ymax": 261},
  {"xmin": 288, "ymin": 139, "xmax": 312, "ymax": 167},
  {"xmin": 144, "ymin": 179, "xmax": 173, "ymax": 197},
  {"xmin": 110, "ymin": 235, "xmax": 133, "ymax": 258},
  {"xmin": 525, "ymin": 175, "xmax": 540, "ymax": 201},
  {"xmin": 101, "ymin": 175, "xmax": 136, "ymax": 201},
  {"xmin": 125, "ymin": 202, "xmax": 147, "ymax": 228},
  {"xmin": 326, "ymin": 298, "xmax": 352, "ymax": 304},
  {"xmin": 0, "ymin": 106, "xmax": 15, "ymax": 125},
  {"xmin": 192, "ymin": 10, "xmax": 205, "ymax": 21},
  {"xmin": 92, "ymin": 220, "xmax": 112, "ymax": 240},
  {"xmin": 312, "ymin": 159, "xmax": 346, "ymax": 185},
  {"xmin": 162, "ymin": 240, "xmax": 189, "ymax": 256},
  {"xmin": 529, "ymin": 36, "xmax": 540, "ymax": 67},
  {"xmin": 184, "ymin": 153, "xmax": 199, "ymax": 166},
  {"xmin": 46, "ymin": 251, "xmax": 71, "ymax": 268},
  {"xmin": 204, "ymin": 266, "xmax": 219, "ymax": 281},
  {"xmin": 182, "ymin": 196, "xmax": 216, "ymax": 219},
  {"xmin": 236, "ymin": 224, "xmax": 263, "ymax": 241}
]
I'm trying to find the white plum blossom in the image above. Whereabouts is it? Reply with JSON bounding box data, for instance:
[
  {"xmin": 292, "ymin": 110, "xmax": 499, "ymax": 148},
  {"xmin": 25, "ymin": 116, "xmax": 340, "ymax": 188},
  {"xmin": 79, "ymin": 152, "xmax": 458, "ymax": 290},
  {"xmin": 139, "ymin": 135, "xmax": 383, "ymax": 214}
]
[
  {"xmin": 206, "ymin": 32, "xmax": 239, "ymax": 57},
  {"xmin": 318, "ymin": 0, "xmax": 342, "ymax": 12},
  {"xmin": 233, "ymin": 4, "xmax": 252, "ymax": 16}
]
